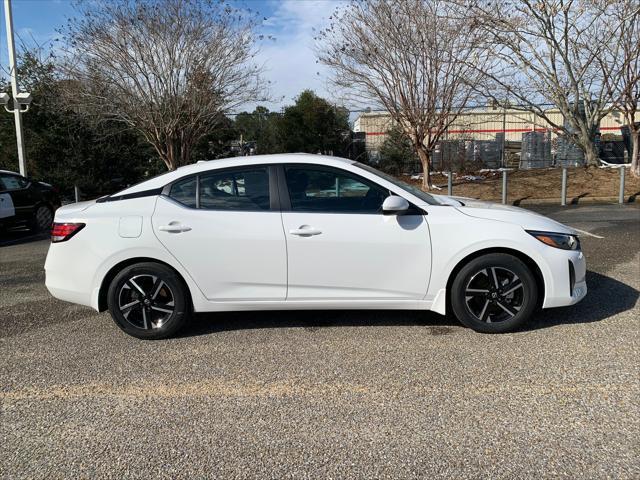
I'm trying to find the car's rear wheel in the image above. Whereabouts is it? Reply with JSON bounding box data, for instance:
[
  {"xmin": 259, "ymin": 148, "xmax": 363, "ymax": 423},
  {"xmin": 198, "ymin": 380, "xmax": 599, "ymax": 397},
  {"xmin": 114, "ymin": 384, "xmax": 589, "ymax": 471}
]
[
  {"xmin": 32, "ymin": 205, "xmax": 53, "ymax": 233},
  {"xmin": 451, "ymin": 253, "xmax": 538, "ymax": 333},
  {"xmin": 107, "ymin": 262, "xmax": 191, "ymax": 339}
]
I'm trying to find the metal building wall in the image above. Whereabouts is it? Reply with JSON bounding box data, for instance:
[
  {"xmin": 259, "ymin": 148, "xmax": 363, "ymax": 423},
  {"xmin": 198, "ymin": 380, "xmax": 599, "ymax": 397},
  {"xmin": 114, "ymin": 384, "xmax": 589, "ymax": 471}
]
[{"xmin": 353, "ymin": 108, "xmax": 639, "ymax": 160}]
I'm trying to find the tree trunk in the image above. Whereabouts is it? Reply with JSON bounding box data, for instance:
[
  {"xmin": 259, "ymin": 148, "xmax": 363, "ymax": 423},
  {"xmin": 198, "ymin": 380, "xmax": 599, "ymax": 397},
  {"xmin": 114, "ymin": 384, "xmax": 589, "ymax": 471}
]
[
  {"xmin": 164, "ymin": 144, "xmax": 176, "ymax": 171},
  {"xmin": 631, "ymin": 130, "xmax": 640, "ymax": 178},
  {"xmin": 416, "ymin": 145, "xmax": 433, "ymax": 190},
  {"xmin": 583, "ymin": 141, "xmax": 600, "ymax": 167},
  {"xmin": 162, "ymin": 134, "xmax": 181, "ymax": 171},
  {"xmin": 160, "ymin": 149, "xmax": 175, "ymax": 171}
]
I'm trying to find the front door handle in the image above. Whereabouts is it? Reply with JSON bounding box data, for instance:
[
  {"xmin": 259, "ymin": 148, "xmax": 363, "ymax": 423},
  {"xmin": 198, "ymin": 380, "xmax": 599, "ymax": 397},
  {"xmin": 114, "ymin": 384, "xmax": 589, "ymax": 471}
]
[
  {"xmin": 158, "ymin": 223, "xmax": 192, "ymax": 233},
  {"xmin": 289, "ymin": 225, "xmax": 322, "ymax": 237}
]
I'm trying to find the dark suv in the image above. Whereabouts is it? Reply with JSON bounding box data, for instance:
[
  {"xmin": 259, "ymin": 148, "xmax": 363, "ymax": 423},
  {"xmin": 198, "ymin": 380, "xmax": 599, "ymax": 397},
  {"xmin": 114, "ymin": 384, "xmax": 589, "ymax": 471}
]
[{"xmin": 0, "ymin": 170, "xmax": 61, "ymax": 233}]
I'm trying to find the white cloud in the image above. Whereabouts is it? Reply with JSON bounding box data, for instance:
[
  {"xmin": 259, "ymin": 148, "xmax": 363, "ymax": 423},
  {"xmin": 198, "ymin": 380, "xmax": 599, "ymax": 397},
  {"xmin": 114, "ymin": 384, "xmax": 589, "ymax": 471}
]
[{"xmin": 244, "ymin": 0, "xmax": 345, "ymax": 112}]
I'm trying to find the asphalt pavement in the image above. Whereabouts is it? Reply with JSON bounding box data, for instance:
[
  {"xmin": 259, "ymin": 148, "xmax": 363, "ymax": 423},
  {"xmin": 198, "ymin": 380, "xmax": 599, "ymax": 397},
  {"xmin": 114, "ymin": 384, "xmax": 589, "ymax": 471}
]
[{"xmin": 1, "ymin": 204, "xmax": 639, "ymax": 479}]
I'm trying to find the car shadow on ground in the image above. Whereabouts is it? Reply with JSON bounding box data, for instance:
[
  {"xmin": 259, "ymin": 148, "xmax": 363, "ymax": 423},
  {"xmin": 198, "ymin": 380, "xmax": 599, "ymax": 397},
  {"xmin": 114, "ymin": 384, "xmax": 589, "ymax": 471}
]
[
  {"xmin": 0, "ymin": 229, "xmax": 48, "ymax": 247},
  {"xmin": 180, "ymin": 270, "xmax": 638, "ymax": 338},
  {"xmin": 527, "ymin": 270, "xmax": 639, "ymax": 331},
  {"xmin": 183, "ymin": 306, "xmax": 460, "ymax": 338}
]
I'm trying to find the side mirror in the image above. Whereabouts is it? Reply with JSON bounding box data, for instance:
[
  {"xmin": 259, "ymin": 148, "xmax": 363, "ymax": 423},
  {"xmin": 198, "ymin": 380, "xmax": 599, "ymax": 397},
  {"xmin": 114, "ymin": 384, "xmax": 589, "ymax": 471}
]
[{"xmin": 382, "ymin": 195, "xmax": 410, "ymax": 215}]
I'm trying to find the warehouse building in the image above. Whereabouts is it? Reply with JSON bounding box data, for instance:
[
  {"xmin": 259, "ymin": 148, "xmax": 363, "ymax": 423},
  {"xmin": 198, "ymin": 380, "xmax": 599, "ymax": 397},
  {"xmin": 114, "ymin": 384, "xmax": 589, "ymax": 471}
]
[{"xmin": 353, "ymin": 106, "xmax": 638, "ymax": 170}]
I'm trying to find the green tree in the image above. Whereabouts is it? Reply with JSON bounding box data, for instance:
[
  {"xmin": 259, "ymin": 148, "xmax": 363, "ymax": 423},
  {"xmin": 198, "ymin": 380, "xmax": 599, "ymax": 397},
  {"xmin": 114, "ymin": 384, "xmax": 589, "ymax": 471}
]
[
  {"xmin": 0, "ymin": 50, "xmax": 158, "ymax": 199},
  {"xmin": 192, "ymin": 116, "xmax": 239, "ymax": 161},
  {"xmin": 277, "ymin": 90, "xmax": 350, "ymax": 156},
  {"xmin": 234, "ymin": 106, "xmax": 282, "ymax": 154},
  {"xmin": 378, "ymin": 125, "xmax": 419, "ymax": 175}
]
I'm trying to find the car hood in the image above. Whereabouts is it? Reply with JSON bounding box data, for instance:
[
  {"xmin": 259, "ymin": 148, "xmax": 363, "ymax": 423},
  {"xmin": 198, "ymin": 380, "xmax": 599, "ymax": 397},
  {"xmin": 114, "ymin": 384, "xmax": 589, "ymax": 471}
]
[{"xmin": 432, "ymin": 195, "xmax": 576, "ymax": 234}]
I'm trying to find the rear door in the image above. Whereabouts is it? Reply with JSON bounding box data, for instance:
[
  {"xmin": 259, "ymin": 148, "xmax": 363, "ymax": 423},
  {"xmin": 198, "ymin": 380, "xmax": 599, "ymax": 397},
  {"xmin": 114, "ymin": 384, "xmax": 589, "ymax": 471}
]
[
  {"xmin": 152, "ymin": 165, "xmax": 287, "ymax": 301},
  {"xmin": 279, "ymin": 164, "xmax": 431, "ymax": 300}
]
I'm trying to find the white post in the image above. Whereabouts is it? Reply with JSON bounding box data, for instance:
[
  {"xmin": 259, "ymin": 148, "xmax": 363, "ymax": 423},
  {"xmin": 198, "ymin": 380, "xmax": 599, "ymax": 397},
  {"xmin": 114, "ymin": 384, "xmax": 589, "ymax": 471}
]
[
  {"xmin": 3, "ymin": 0, "xmax": 27, "ymax": 177},
  {"xmin": 561, "ymin": 167, "xmax": 568, "ymax": 206},
  {"xmin": 501, "ymin": 169, "xmax": 508, "ymax": 205},
  {"xmin": 447, "ymin": 172, "xmax": 453, "ymax": 196},
  {"xmin": 619, "ymin": 166, "xmax": 626, "ymax": 204},
  {"xmin": 500, "ymin": 104, "xmax": 507, "ymax": 168}
]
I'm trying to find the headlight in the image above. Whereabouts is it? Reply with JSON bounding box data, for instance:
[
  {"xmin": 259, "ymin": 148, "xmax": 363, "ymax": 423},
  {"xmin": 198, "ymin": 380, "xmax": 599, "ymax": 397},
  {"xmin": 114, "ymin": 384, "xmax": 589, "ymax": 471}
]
[{"xmin": 527, "ymin": 231, "xmax": 581, "ymax": 250}]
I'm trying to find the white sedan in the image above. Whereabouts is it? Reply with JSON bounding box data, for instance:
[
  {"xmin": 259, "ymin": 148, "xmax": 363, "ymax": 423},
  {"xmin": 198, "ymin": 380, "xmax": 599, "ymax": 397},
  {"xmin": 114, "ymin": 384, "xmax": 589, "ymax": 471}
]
[{"xmin": 45, "ymin": 154, "xmax": 586, "ymax": 339}]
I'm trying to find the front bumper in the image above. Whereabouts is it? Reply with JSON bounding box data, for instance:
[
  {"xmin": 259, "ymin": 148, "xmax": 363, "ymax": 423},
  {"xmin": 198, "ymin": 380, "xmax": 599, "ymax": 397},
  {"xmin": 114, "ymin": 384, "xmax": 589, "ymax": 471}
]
[{"xmin": 542, "ymin": 250, "xmax": 587, "ymax": 308}]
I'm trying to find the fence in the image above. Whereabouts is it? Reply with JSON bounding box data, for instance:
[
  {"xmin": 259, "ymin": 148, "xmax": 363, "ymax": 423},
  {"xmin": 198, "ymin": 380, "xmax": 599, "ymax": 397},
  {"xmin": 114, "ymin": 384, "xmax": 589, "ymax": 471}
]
[{"xmin": 436, "ymin": 164, "xmax": 640, "ymax": 206}]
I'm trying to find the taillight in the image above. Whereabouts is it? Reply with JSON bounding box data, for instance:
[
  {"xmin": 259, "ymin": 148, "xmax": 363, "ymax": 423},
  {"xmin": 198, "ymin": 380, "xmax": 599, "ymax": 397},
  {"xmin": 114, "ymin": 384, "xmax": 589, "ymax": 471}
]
[{"xmin": 51, "ymin": 223, "xmax": 85, "ymax": 243}]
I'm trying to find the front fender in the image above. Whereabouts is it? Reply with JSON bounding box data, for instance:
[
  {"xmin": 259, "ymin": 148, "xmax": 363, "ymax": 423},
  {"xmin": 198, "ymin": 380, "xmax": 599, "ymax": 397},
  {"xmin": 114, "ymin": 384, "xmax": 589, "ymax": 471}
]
[{"xmin": 422, "ymin": 210, "xmax": 558, "ymax": 315}]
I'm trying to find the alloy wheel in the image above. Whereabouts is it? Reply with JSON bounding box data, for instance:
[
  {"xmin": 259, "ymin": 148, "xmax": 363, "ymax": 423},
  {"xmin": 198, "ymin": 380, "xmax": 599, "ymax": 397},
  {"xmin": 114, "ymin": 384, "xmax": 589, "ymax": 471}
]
[
  {"xmin": 118, "ymin": 274, "xmax": 175, "ymax": 330},
  {"xmin": 36, "ymin": 206, "xmax": 53, "ymax": 231},
  {"xmin": 464, "ymin": 267, "xmax": 525, "ymax": 323}
]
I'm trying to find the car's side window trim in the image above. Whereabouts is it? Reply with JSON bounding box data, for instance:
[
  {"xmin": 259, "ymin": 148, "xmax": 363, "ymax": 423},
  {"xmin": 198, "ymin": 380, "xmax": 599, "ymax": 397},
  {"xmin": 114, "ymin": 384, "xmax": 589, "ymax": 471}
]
[
  {"xmin": 195, "ymin": 174, "xmax": 201, "ymax": 208},
  {"xmin": 97, "ymin": 187, "xmax": 164, "ymax": 203},
  {"xmin": 275, "ymin": 164, "xmax": 292, "ymax": 211},
  {"xmin": 277, "ymin": 163, "xmax": 425, "ymax": 215},
  {"xmin": 161, "ymin": 164, "xmax": 279, "ymax": 212}
]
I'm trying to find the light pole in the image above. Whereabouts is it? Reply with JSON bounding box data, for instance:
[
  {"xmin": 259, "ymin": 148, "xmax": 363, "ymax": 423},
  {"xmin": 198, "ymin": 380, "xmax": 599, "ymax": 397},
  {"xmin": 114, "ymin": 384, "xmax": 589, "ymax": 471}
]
[{"xmin": 2, "ymin": 0, "xmax": 30, "ymax": 176}]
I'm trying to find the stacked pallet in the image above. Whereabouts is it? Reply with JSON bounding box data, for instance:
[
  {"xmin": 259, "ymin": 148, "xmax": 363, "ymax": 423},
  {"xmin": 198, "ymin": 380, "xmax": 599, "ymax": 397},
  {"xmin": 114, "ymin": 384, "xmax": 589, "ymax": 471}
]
[
  {"xmin": 520, "ymin": 131, "xmax": 552, "ymax": 169},
  {"xmin": 468, "ymin": 140, "xmax": 502, "ymax": 169},
  {"xmin": 555, "ymin": 135, "xmax": 586, "ymax": 167},
  {"xmin": 433, "ymin": 139, "xmax": 502, "ymax": 171}
]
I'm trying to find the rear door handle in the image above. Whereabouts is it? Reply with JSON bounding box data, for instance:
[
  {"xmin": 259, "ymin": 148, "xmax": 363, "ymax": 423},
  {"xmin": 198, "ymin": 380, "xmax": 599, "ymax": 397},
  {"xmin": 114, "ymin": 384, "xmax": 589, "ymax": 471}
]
[
  {"xmin": 158, "ymin": 224, "xmax": 192, "ymax": 233},
  {"xmin": 289, "ymin": 225, "xmax": 322, "ymax": 237}
]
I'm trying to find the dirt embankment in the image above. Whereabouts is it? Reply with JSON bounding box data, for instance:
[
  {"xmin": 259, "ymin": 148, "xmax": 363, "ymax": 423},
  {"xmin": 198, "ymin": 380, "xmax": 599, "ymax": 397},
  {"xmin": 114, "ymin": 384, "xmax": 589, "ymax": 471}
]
[{"xmin": 408, "ymin": 167, "xmax": 640, "ymax": 203}]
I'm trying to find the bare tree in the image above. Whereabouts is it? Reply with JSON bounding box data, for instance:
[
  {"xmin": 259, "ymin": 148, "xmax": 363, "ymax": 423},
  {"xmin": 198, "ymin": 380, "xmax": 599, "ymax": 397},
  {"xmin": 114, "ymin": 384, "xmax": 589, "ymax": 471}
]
[
  {"xmin": 599, "ymin": 1, "xmax": 640, "ymax": 176},
  {"xmin": 464, "ymin": 0, "xmax": 628, "ymax": 166},
  {"xmin": 317, "ymin": 0, "xmax": 487, "ymax": 189},
  {"xmin": 59, "ymin": 0, "xmax": 267, "ymax": 170}
]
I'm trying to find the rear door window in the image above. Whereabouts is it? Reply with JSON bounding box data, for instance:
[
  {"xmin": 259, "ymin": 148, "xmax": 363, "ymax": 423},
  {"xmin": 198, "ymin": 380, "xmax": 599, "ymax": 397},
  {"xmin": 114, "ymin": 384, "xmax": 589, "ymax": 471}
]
[{"xmin": 199, "ymin": 168, "xmax": 270, "ymax": 211}]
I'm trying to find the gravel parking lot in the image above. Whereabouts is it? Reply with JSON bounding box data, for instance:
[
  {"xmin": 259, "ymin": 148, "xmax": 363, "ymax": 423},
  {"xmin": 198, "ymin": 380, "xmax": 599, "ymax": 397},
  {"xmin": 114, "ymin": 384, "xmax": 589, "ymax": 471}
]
[{"xmin": 1, "ymin": 204, "xmax": 639, "ymax": 479}]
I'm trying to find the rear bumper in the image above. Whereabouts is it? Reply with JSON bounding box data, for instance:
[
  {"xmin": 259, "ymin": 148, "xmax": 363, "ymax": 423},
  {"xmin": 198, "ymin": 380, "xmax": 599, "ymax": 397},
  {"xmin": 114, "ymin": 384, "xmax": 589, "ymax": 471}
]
[
  {"xmin": 45, "ymin": 282, "xmax": 94, "ymax": 309},
  {"xmin": 44, "ymin": 243, "xmax": 97, "ymax": 309}
]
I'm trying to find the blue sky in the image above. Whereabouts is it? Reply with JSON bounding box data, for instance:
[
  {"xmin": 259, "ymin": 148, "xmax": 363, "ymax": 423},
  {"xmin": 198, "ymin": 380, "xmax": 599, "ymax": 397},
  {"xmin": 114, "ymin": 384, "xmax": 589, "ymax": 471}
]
[{"xmin": 0, "ymin": 0, "xmax": 341, "ymax": 110}]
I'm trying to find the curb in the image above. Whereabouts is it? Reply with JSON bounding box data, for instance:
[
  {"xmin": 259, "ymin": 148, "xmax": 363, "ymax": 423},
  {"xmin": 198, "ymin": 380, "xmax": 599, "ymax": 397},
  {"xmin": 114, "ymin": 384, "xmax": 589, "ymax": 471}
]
[{"xmin": 492, "ymin": 196, "xmax": 638, "ymax": 206}]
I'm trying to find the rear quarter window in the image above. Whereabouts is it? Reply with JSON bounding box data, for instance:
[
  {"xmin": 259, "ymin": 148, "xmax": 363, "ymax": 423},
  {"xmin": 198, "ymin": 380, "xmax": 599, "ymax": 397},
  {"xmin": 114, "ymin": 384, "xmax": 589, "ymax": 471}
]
[{"xmin": 169, "ymin": 177, "xmax": 197, "ymax": 208}]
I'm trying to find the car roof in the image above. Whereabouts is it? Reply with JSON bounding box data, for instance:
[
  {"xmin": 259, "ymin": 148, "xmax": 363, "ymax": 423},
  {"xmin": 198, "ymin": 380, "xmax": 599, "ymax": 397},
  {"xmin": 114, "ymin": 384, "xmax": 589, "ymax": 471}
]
[
  {"xmin": 0, "ymin": 170, "xmax": 20, "ymax": 176},
  {"xmin": 184, "ymin": 153, "xmax": 352, "ymax": 172},
  {"xmin": 116, "ymin": 153, "xmax": 355, "ymax": 195}
]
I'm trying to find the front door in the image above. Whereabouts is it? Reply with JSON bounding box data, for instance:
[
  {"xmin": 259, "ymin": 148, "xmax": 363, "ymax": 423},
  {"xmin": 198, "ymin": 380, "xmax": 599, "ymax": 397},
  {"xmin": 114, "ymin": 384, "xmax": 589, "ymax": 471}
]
[
  {"xmin": 0, "ymin": 192, "xmax": 15, "ymax": 220},
  {"xmin": 279, "ymin": 165, "xmax": 431, "ymax": 300},
  {"xmin": 152, "ymin": 166, "xmax": 287, "ymax": 301},
  {"xmin": 0, "ymin": 173, "xmax": 32, "ymax": 222}
]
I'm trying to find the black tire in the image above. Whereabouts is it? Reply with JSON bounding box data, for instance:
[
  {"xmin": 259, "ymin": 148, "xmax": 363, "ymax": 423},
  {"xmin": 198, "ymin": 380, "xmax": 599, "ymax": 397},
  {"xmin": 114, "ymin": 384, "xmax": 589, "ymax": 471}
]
[
  {"xmin": 31, "ymin": 204, "xmax": 53, "ymax": 233},
  {"xmin": 107, "ymin": 262, "xmax": 191, "ymax": 339},
  {"xmin": 451, "ymin": 253, "xmax": 538, "ymax": 333}
]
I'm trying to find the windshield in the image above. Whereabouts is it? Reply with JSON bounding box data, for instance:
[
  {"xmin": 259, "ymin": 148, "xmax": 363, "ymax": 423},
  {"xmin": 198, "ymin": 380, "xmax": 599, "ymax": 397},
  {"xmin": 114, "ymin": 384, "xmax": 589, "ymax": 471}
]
[{"xmin": 353, "ymin": 162, "xmax": 442, "ymax": 205}]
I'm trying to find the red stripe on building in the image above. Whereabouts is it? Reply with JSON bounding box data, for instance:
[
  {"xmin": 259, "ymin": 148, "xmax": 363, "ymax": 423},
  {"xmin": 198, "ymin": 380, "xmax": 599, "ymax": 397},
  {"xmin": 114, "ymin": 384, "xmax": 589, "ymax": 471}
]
[{"xmin": 364, "ymin": 126, "xmax": 622, "ymax": 136}]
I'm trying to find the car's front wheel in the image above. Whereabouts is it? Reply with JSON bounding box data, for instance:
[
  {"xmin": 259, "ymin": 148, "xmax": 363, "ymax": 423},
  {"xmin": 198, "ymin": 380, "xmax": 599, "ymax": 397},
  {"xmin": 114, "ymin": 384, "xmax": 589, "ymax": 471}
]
[
  {"xmin": 107, "ymin": 262, "xmax": 191, "ymax": 339},
  {"xmin": 451, "ymin": 253, "xmax": 538, "ymax": 333}
]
